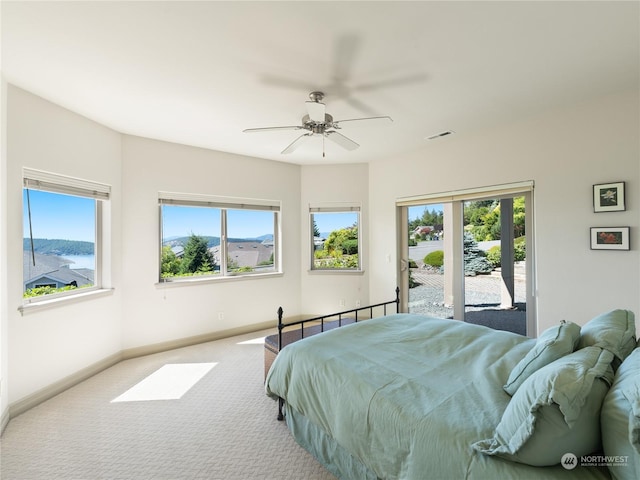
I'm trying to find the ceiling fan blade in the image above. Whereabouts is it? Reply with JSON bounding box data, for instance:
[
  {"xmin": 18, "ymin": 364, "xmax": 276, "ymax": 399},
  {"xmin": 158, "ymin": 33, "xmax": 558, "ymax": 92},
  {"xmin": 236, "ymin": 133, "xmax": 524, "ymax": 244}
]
[
  {"xmin": 333, "ymin": 116, "xmax": 393, "ymax": 126},
  {"xmin": 325, "ymin": 131, "xmax": 359, "ymax": 151},
  {"xmin": 281, "ymin": 133, "xmax": 313, "ymax": 154},
  {"xmin": 261, "ymin": 74, "xmax": 313, "ymax": 91},
  {"xmin": 332, "ymin": 34, "xmax": 361, "ymax": 85},
  {"xmin": 344, "ymin": 96, "xmax": 380, "ymax": 117},
  {"xmin": 305, "ymin": 100, "xmax": 326, "ymax": 122},
  {"xmin": 243, "ymin": 125, "xmax": 303, "ymax": 133},
  {"xmin": 353, "ymin": 73, "xmax": 428, "ymax": 92}
]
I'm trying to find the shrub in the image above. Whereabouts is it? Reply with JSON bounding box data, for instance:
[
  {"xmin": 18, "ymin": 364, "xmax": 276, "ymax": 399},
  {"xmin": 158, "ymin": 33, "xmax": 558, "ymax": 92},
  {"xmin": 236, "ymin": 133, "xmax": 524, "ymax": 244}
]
[
  {"xmin": 409, "ymin": 269, "xmax": 419, "ymax": 288},
  {"xmin": 424, "ymin": 250, "xmax": 444, "ymax": 268},
  {"xmin": 341, "ymin": 239, "xmax": 358, "ymax": 255},
  {"xmin": 464, "ymin": 257, "xmax": 493, "ymax": 276},
  {"xmin": 463, "ymin": 233, "xmax": 493, "ymax": 276},
  {"xmin": 408, "ymin": 238, "xmax": 417, "ymax": 247},
  {"xmin": 515, "ymin": 240, "xmax": 526, "ymax": 262},
  {"xmin": 484, "ymin": 239, "xmax": 526, "ymax": 268},
  {"xmin": 486, "ymin": 245, "xmax": 501, "ymax": 268}
]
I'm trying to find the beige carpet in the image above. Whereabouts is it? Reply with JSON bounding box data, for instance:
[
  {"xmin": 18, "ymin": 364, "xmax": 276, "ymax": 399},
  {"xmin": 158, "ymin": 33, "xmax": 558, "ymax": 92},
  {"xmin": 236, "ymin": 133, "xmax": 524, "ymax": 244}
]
[{"xmin": 0, "ymin": 328, "xmax": 336, "ymax": 480}]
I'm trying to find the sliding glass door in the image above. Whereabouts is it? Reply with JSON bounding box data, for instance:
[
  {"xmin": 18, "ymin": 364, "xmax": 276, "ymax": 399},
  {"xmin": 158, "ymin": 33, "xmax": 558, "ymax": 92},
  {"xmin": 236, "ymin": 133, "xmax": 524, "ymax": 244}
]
[{"xmin": 398, "ymin": 183, "xmax": 535, "ymax": 336}]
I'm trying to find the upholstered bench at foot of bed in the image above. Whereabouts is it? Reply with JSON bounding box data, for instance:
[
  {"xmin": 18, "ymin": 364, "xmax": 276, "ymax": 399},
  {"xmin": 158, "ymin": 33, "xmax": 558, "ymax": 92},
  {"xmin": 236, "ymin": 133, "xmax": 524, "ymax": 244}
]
[{"xmin": 264, "ymin": 318, "xmax": 357, "ymax": 380}]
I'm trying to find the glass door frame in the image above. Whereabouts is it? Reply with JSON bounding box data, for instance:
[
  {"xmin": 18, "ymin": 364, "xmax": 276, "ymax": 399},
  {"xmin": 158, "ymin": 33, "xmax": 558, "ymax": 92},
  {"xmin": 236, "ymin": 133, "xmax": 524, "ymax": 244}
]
[{"xmin": 397, "ymin": 183, "xmax": 537, "ymax": 336}]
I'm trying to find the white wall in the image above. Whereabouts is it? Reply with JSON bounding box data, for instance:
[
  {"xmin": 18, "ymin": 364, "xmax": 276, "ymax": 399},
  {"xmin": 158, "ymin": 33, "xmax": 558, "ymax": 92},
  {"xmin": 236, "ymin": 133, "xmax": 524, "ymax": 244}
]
[
  {"xmin": 369, "ymin": 89, "xmax": 640, "ymax": 335},
  {"xmin": 1, "ymin": 76, "xmax": 9, "ymax": 423},
  {"xmin": 120, "ymin": 135, "xmax": 301, "ymax": 349},
  {"xmin": 299, "ymin": 163, "xmax": 369, "ymax": 315},
  {"xmin": 3, "ymin": 83, "xmax": 639, "ymax": 411},
  {"xmin": 5, "ymin": 86, "xmax": 124, "ymax": 404}
]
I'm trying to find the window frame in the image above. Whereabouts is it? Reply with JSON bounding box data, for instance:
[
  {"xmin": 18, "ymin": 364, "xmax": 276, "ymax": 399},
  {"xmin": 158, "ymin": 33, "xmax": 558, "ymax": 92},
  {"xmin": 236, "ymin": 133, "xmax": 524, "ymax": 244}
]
[
  {"xmin": 158, "ymin": 192, "xmax": 282, "ymax": 284},
  {"xmin": 309, "ymin": 204, "xmax": 362, "ymax": 273},
  {"xmin": 21, "ymin": 168, "xmax": 110, "ymax": 307}
]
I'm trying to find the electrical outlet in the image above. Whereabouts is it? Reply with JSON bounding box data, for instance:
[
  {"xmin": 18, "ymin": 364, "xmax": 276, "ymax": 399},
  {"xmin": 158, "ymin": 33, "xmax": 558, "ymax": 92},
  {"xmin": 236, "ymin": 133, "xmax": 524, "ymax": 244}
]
[
  {"xmin": 355, "ymin": 300, "xmax": 361, "ymax": 307},
  {"xmin": 218, "ymin": 311, "xmax": 225, "ymax": 320}
]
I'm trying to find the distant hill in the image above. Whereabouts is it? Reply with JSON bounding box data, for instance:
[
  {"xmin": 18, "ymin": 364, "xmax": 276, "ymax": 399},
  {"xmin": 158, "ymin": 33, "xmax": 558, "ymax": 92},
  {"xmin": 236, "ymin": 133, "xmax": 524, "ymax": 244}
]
[
  {"xmin": 23, "ymin": 235, "xmax": 275, "ymax": 255},
  {"xmin": 162, "ymin": 234, "xmax": 273, "ymax": 248},
  {"xmin": 23, "ymin": 238, "xmax": 94, "ymax": 255}
]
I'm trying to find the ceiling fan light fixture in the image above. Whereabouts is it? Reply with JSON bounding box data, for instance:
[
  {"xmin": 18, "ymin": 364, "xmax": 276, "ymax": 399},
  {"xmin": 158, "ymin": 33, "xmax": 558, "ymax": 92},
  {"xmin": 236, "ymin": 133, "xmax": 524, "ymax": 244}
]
[{"xmin": 243, "ymin": 91, "xmax": 392, "ymax": 156}]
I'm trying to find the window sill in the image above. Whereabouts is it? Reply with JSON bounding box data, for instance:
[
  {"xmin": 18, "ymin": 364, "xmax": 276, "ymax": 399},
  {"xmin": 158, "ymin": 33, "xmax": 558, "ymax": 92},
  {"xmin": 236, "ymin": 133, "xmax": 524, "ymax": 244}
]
[
  {"xmin": 308, "ymin": 269, "xmax": 365, "ymax": 275},
  {"xmin": 156, "ymin": 271, "xmax": 284, "ymax": 288},
  {"xmin": 19, "ymin": 288, "xmax": 115, "ymax": 315}
]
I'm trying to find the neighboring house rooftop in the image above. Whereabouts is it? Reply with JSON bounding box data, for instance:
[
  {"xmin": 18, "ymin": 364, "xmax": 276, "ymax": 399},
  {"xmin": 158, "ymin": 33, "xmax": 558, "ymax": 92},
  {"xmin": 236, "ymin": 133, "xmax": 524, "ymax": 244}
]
[
  {"xmin": 211, "ymin": 242, "xmax": 273, "ymax": 268},
  {"xmin": 23, "ymin": 251, "xmax": 94, "ymax": 289},
  {"xmin": 23, "ymin": 251, "xmax": 72, "ymax": 277}
]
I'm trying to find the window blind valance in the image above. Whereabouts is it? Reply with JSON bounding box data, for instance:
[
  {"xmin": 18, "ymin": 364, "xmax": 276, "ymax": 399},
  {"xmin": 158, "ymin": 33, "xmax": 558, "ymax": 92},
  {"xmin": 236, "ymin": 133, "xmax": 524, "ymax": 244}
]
[
  {"xmin": 158, "ymin": 191, "xmax": 280, "ymax": 211},
  {"xmin": 23, "ymin": 168, "xmax": 111, "ymax": 200},
  {"xmin": 309, "ymin": 203, "xmax": 361, "ymax": 213},
  {"xmin": 396, "ymin": 181, "xmax": 533, "ymax": 207}
]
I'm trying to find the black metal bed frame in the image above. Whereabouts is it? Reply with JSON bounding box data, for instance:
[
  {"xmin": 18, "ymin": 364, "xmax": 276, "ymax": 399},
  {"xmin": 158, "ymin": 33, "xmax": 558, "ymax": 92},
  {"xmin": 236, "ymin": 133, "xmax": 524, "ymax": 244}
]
[{"xmin": 274, "ymin": 287, "xmax": 400, "ymax": 420}]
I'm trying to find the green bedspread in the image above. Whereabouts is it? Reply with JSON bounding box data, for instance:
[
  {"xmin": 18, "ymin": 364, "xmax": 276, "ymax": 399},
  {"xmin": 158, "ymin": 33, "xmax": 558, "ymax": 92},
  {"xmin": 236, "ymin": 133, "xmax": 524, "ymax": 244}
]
[{"xmin": 265, "ymin": 314, "xmax": 611, "ymax": 480}]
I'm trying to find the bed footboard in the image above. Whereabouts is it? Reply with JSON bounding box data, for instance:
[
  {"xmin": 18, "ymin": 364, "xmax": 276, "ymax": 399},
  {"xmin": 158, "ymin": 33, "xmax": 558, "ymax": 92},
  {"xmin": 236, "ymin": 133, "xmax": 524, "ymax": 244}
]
[{"xmin": 271, "ymin": 287, "xmax": 400, "ymax": 420}]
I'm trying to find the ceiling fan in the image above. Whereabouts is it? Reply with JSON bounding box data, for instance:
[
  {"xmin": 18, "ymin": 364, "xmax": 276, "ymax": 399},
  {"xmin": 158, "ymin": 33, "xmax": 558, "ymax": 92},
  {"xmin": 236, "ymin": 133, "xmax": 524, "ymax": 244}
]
[{"xmin": 243, "ymin": 91, "xmax": 392, "ymax": 157}]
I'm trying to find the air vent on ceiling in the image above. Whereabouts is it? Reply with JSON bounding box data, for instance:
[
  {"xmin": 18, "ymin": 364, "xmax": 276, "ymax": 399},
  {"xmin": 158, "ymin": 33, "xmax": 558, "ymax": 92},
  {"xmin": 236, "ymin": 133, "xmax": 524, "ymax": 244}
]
[{"xmin": 425, "ymin": 130, "xmax": 455, "ymax": 141}]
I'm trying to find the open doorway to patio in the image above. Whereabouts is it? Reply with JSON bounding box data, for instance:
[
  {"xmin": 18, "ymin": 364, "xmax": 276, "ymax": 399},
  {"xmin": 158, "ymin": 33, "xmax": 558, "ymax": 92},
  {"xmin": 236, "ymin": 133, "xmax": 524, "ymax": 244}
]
[{"xmin": 397, "ymin": 182, "xmax": 535, "ymax": 336}]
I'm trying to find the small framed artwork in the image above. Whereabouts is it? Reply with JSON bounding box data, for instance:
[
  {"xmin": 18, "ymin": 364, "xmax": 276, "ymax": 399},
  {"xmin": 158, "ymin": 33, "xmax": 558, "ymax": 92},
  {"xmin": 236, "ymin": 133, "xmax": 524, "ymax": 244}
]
[
  {"xmin": 593, "ymin": 181, "xmax": 625, "ymax": 212},
  {"xmin": 590, "ymin": 227, "xmax": 630, "ymax": 250}
]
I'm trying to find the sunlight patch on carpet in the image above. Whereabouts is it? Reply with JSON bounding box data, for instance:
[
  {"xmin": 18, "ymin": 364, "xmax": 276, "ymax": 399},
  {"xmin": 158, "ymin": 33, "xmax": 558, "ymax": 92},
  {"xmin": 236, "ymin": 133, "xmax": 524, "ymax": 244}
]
[
  {"xmin": 237, "ymin": 336, "xmax": 265, "ymax": 345},
  {"xmin": 111, "ymin": 363, "xmax": 217, "ymax": 402}
]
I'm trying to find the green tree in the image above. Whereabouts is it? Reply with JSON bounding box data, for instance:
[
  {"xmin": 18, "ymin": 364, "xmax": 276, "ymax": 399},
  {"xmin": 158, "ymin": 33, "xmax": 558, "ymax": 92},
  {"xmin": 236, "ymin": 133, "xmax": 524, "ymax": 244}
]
[
  {"xmin": 408, "ymin": 207, "xmax": 444, "ymax": 233},
  {"xmin": 161, "ymin": 245, "xmax": 182, "ymax": 277},
  {"xmin": 464, "ymin": 197, "xmax": 526, "ymax": 242},
  {"xmin": 313, "ymin": 219, "xmax": 320, "ymax": 237},
  {"xmin": 513, "ymin": 196, "xmax": 526, "ymax": 238},
  {"xmin": 323, "ymin": 224, "xmax": 358, "ymax": 255},
  {"xmin": 180, "ymin": 234, "xmax": 215, "ymax": 274},
  {"xmin": 463, "ymin": 233, "xmax": 493, "ymax": 276}
]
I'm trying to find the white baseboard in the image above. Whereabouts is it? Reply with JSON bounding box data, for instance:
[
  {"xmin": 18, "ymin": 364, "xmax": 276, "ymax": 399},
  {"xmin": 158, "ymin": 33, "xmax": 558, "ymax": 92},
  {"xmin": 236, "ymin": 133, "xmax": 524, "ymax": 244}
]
[
  {"xmin": 9, "ymin": 352, "xmax": 123, "ymax": 420},
  {"xmin": 5, "ymin": 320, "xmax": 276, "ymax": 425},
  {"xmin": 1, "ymin": 405, "xmax": 10, "ymax": 436}
]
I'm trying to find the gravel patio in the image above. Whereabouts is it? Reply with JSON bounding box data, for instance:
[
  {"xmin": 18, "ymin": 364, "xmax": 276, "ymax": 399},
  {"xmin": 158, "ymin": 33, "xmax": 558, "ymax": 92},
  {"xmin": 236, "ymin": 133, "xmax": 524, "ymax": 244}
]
[{"xmin": 408, "ymin": 267, "xmax": 528, "ymax": 335}]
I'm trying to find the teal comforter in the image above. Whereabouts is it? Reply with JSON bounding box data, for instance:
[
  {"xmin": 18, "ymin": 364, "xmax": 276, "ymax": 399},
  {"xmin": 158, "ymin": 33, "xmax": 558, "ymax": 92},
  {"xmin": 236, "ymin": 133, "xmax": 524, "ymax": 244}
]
[{"xmin": 265, "ymin": 314, "xmax": 611, "ymax": 479}]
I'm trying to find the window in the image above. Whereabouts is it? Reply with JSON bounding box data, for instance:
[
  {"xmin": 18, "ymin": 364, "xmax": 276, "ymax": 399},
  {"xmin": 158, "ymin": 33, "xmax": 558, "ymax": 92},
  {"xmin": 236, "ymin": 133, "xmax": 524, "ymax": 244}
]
[
  {"xmin": 23, "ymin": 168, "xmax": 110, "ymax": 303},
  {"xmin": 159, "ymin": 193, "xmax": 280, "ymax": 282},
  {"xmin": 310, "ymin": 205, "xmax": 361, "ymax": 271}
]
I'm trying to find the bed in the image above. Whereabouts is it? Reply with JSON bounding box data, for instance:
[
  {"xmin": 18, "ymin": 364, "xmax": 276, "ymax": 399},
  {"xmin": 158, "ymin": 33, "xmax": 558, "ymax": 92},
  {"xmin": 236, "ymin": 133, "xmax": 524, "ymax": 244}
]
[{"xmin": 266, "ymin": 306, "xmax": 639, "ymax": 480}]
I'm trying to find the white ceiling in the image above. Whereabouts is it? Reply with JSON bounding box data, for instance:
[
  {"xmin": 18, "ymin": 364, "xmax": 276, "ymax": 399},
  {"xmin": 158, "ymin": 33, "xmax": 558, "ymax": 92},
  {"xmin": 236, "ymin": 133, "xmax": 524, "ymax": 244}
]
[{"xmin": 2, "ymin": 1, "xmax": 638, "ymax": 165}]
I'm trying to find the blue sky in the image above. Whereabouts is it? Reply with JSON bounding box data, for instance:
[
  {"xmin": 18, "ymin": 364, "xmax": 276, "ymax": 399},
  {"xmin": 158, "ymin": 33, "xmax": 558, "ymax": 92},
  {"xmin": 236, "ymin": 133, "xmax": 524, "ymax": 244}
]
[
  {"xmin": 161, "ymin": 205, "xmax": 277, "ymax": 240},
  {"xmin": 24, "ymin": 190, "xmax": 444, "ymax": 243},
  {"xmin": 23, "ymin": 190, "xmax": 95, "ymax": 242},
  {"xmin": 313, "ymin": 212, "xmax": 358, "ymax": 235},
  {"xmin": 161, "ymin": 205, "xmax": 221, "ymax": 239},
  {"xmin": 409, "ymin": 203, "xmax": 443, "ymax": 221}
]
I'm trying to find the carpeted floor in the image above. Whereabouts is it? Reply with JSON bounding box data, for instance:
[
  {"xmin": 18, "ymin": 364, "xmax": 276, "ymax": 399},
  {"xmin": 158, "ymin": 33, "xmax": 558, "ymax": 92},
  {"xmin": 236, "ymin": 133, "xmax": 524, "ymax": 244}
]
[{"xmin": 0, "ymin": 328, "xmax": 337, "ymax": 480}]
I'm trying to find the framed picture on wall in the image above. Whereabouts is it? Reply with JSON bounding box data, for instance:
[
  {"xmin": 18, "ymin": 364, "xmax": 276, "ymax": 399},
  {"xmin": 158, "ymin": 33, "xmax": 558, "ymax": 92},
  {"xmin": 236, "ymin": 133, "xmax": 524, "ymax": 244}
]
[
  {"xmin": 590, "ymin": 227, "xmax": 630, "ymax": 250},
  {"xmin": 593, "ymin": 181, "xmax": 625, "ymax": 212}
]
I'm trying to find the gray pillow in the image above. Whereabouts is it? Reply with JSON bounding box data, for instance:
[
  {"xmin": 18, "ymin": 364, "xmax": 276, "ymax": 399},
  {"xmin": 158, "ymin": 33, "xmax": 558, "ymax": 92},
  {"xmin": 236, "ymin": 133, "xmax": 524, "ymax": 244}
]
[
  {"xmin": 473, "ymin": 346, "xmax": 614, "ymax": 466},
  {"xmin": 503, "ymin": 320, "xmax": 581, "ymax": 396},
  {"xmin": 578, "ymin": 310, "xmax": 636, "ymax": 369},
  {"xmin": 601, "ymin": 347, "xmax": 640, "ymax": 480}
]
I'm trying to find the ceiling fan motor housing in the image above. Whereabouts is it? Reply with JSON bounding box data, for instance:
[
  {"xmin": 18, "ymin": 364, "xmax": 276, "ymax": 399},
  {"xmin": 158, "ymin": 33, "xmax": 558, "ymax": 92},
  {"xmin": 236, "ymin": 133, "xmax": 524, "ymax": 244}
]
[{"xmin": 302, "ymin": 113, "xmax": 334, "ymax": 134}]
